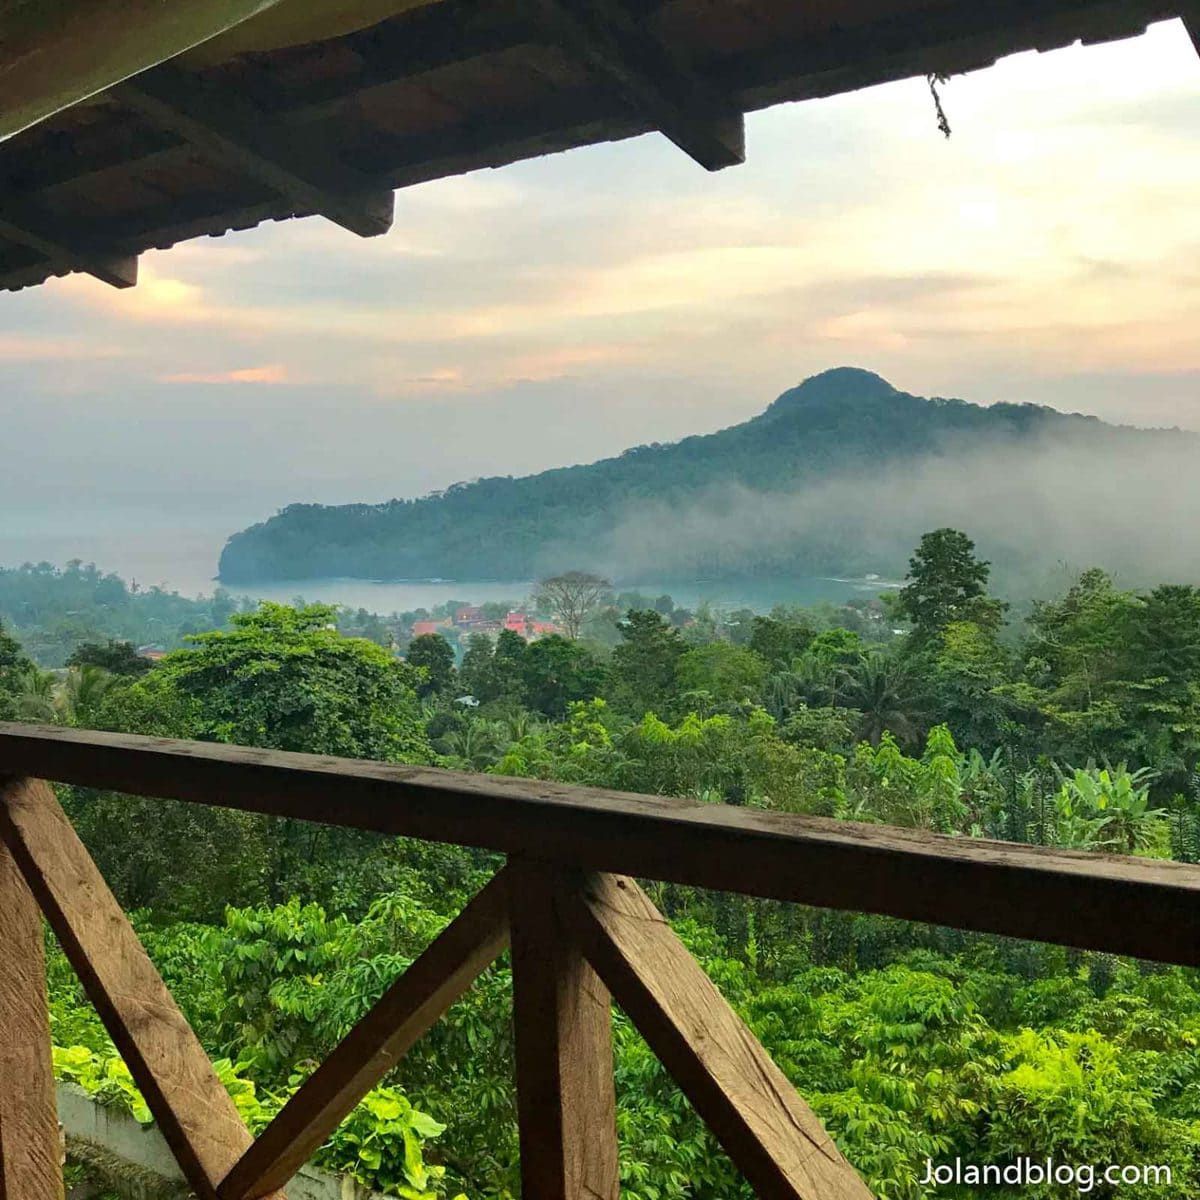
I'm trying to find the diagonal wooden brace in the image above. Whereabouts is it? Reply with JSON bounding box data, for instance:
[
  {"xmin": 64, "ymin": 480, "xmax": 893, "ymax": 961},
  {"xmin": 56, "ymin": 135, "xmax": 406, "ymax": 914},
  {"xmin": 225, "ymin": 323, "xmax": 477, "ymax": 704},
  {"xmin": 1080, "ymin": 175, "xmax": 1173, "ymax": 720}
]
[
  {"xmin": 0, "ymin": 776, "xmax": 283, "ymax": 1200},
  {"xmin": 220, "ymin": 868, "xmax": 511, "ymax": 1200},
  {"xmin": 561, "ymin": 871, "xmax": 874, "ymax": 1200}
]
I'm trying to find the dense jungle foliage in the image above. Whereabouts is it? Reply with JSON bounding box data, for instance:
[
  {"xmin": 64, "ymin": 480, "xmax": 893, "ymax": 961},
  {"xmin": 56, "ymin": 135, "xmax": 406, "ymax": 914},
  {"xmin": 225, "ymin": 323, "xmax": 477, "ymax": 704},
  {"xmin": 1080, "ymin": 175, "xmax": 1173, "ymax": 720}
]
[
  {"xmin": 7, "ymin": 528, "xmax": 1200, "ymax": 1198},
  {"xmin": 216, "ymin": 367, "xmax": 1194, "ymax": 585}
]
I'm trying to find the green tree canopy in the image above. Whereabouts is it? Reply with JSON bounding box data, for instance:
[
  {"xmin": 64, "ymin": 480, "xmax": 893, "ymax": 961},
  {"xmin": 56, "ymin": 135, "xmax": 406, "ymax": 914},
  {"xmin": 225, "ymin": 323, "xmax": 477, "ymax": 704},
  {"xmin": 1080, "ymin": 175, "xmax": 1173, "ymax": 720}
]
[
  {"xmin": 521, "ymin": 634, "xmax": 607, "ymax": 718},
  {"xmin": 405, "ymin": 632, "xmax": 456, "ymax": 699},
  {"xmin": 608, "ymin": 609, "xmax": 685, "ymax": 716},
  {"xmin": 675, "ymin": 642, "xmax": 769, "ymax": 708},
  {"xmin": 67, "ymin": 638, "xmax": 153, "ymax": 676},
  {"xmin": 0, "ymin": 618, "xmax": 33, "ymax": 719},
  {"xmin": 158, "ymin": 602, "xmax": 430, "ymax": 762},
  {"xmin": 897, "ymin": 528, "xmax": 1003, "ymax": 639}
]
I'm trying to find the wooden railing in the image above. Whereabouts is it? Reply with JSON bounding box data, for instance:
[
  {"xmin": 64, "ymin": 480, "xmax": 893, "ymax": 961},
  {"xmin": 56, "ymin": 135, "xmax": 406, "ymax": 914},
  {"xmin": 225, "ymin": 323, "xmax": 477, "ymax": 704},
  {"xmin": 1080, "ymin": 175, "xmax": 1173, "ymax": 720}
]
[{"xmin": 2, "ymin": 721, "xmax": 1199, "ymax": 1200}]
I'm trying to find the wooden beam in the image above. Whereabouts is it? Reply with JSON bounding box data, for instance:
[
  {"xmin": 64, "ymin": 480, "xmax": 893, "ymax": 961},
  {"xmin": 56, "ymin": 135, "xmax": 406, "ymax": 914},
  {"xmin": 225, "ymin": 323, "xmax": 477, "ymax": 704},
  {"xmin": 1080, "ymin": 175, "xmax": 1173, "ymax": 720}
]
[
  {"xmin": 0, "ymin": 832, "xmax": 62, "ymax": 1200},
  {"xmin": 565, "ymin": 873, "xmax": 872, "ymax": 1200},
  {"xmin": 279, "ymin": 1, "xmax": 538, "ymax": 123},
  {"xmin": 1184, "ymin": 9, "xmax": 1200, "ymax": 55},
  {"xmin": 220, "ymin": 869, "xmax": 511, "ymax": 1200},
  {"xmin": 5, "ymin": 722, "xmax": 1200, "ymax": 966},
  {"xmin": 111, "ymin": 63, "xmax": 394, "ymax": 238},
  {"xmin": 0, "ymin": 0, "xmax": 283, "ymax": 140},
  {"xmin": 0, "ymin": 776, "xmax": 279, "ymax": 1200},
  {"xmin": 0, "ymin": 209, "xmax": 137, "ymax": 289},
  {"xmin": 720, "ymin": 0, "xmax": 1177, "ymax": 113},
  {"xmin": 508, "ymin": 861, "xmax": 620, "ymax": 1200},
  {"xmin": 527, "ymin": 0, "xmax": 743, "ymax": 169}
]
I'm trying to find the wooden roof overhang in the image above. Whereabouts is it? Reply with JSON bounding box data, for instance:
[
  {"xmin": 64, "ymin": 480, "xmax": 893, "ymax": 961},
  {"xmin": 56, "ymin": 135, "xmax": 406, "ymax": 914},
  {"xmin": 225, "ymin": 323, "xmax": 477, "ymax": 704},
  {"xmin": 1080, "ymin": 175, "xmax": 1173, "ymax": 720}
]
[{"xmin": 0, "ymin": 0, "xmax": 1196, "ymax": 293}]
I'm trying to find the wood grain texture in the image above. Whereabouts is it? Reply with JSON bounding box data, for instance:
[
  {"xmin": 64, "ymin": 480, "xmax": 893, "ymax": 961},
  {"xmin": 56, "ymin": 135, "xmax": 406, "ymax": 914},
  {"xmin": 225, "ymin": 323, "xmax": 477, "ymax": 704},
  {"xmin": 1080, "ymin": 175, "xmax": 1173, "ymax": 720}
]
[
  {"xmin": 0, "ymin": 0, "xmax": 1179, "ymax": 294},
  {"xmin": 113, "ymin": 64, "xmax": 394, "ymax": 237},
  {"xmin": 527, "ymin": 0, "xmax": 743, "ymax": 169},
  {"xmin": 220, "ymin": 868, "xmax": 512, "ymax": 1200},
  {"xmin": 3, "ymin": 723, "xmax": 1200, "ymax": 965},
  {"xmin": 565, "ymin": 873, "xmax": 873, "ymax": 1200},
  {"xmin": 0, "ymin": 776, "xmax": 279, "ymax": 1200},
  {"xmin": 509, "ymin": 862, "xmax": 620, "ymax": 1200},
  {"xmin": 0, "ymin": 211, "xmax": 137, "ymax": 289},
  {"xmin": 0, "ymin": 827, "xmax": 62, "ymax": 1200}
]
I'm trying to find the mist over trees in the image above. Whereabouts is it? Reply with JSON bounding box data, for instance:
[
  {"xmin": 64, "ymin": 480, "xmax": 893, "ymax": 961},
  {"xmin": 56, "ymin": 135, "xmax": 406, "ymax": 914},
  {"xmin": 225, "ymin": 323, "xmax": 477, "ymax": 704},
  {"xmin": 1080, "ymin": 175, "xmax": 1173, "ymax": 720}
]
[{"xmin": 217, "ymin": 367, "xmax": 1200, "ymax": 593}]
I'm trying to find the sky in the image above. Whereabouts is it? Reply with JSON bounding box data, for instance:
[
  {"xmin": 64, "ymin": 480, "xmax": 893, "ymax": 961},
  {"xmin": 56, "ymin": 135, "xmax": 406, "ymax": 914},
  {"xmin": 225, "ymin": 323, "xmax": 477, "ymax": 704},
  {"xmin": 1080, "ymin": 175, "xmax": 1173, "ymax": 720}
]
[{"xmin": 2, "ymin": 17, "xmax": 1198, "ymax": 566}]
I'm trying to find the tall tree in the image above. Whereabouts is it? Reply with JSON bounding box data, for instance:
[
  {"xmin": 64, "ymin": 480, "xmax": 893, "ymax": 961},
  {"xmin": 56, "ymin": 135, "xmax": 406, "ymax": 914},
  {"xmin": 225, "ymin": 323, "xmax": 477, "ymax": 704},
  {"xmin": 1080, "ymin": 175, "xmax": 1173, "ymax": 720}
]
[
  {"xmin": 520, "ymin": 635, "xmax": 607, "ymax": 718},
  {"xmin": 405, "ymin": 632, "xmax": 456, "ymax": 698},
  {"xmin": 535, "ymin": 571, "xmax": 611, "ymax": 639},
  {"xmin": 609, "ymin": 609, "xmax": 685, "ymax": 716},
  {"xmin": 897, "ymin": 528, "xmax": 1003, "ymax": 639}
]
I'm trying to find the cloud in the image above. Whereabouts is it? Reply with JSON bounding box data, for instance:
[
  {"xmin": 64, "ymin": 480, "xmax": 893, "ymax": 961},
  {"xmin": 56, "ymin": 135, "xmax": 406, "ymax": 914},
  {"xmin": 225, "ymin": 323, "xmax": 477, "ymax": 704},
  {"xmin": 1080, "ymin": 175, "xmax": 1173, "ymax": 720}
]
[
  {"xmin": 0, "ymin": 334, "xmax": 126, "ymax": 362},
  {"xmin": 2, "ymin": 16, "xmax": 1198, "ymax": 574},
  {"xmin": 162, "ymin": 364, "xmax": 289, "ymax": 385}
]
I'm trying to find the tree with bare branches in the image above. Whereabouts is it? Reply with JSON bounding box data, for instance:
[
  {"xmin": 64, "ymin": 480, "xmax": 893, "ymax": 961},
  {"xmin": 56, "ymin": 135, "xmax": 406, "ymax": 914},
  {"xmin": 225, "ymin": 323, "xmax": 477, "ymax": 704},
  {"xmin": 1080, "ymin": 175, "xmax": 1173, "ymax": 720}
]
[{"xmin": 535, "ymin": 571, "xmax": 611, "ymax": 640}]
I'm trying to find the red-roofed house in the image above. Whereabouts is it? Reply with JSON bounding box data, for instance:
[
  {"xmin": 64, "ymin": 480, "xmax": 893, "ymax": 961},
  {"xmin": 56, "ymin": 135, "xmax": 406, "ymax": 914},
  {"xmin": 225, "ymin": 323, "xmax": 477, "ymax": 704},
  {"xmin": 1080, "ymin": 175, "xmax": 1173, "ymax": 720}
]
[{"xmin": 411, "ymin": 620, "xmax": 450, "ymax": 638}]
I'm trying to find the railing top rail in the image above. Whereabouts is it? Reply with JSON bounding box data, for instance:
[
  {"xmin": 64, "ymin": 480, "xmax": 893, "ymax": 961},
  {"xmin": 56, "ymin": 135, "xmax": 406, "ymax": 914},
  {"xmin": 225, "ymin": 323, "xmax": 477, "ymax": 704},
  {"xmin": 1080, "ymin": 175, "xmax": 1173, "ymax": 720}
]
[{"xmin": 2, "ymin": 721, "xmax": 1198, "ymax": 965}]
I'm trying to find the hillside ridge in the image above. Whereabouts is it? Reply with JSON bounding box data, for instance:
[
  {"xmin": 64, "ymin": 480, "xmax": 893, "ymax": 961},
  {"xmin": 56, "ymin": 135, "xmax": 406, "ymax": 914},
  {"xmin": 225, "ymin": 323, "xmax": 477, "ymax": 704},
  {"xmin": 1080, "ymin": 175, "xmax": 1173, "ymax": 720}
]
[{"xmin": 218, "ymin": 368, "xmax": 1191, "ymax": 585}]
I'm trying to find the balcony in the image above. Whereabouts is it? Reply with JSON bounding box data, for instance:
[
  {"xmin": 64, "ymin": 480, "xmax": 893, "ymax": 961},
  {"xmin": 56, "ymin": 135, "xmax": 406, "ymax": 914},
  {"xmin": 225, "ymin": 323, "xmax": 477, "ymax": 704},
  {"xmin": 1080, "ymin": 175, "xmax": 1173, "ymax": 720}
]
[{"xmin": 2, "ymin": 720, "xmax": 1197, "ymax": 1199}]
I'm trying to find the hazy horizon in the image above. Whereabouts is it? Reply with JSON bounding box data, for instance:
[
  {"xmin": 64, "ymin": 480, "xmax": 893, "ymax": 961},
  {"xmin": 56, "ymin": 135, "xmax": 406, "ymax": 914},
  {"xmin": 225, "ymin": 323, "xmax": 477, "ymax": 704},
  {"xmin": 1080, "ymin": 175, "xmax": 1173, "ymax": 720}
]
[{"xmin": 3, "ymin": 18, "xmax": 1198, "ymax": 584}]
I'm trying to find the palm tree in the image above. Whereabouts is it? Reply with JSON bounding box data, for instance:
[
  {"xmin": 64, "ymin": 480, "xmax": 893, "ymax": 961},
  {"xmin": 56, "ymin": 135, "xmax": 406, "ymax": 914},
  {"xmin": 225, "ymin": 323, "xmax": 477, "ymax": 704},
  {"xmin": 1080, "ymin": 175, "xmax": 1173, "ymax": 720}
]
[
  {"xmin": 14, "ymin": 664, "xmax": 116, "ymax": 725},
  {"xmin": 14, "ymin": 667, "xmax": 56, "ymax": 721},
  {"xmin": 442, "ymin": 720, "xmax": 509, "ymax": 771},
  {"xmin": 502, "ymin": 708, "xmax": 542, "ymax": 743},
  {"xmin": 59, "ymin": 664, "xmax": 117, "ymax": 723},
  {"xmin": 837, "ymin": 652, "xmax": 925, "ymax": 747}
]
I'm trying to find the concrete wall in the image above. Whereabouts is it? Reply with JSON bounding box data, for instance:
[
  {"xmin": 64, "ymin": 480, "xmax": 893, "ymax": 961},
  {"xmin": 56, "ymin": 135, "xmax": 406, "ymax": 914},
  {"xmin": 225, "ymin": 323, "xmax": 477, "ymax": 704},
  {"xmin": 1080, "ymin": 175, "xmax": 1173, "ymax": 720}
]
[{"xmin": 58, "ymin": 1084, "xmax": 385, "ymax": 1200}]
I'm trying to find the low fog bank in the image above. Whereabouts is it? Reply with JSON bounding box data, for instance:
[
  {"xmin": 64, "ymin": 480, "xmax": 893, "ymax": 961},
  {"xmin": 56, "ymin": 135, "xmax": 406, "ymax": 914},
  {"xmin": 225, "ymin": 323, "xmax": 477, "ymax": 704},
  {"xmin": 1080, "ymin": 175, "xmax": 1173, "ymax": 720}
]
[{"xmin": 594, "ymin": 431, "xmax": 1200, "ymax": 600}]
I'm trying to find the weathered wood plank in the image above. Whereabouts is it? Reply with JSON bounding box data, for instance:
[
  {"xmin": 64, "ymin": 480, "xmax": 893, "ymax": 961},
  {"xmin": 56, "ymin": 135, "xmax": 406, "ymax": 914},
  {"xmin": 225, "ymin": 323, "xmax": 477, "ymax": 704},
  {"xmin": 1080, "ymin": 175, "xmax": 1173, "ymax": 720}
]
[
  {"xmin": 528, "ymin": 0, "xmax": 743, "ymax": 169},
  {"xmin": 0, "ymin": 210, "xmax": 137, "ymax": 289},
  {"xmin": 112, "ymin": 64, "xmax": 394, "ymax": 238},
  {"xmin": 3, "ymin": 722, "xmax": 1200, "ymax": 965},
  {"xmin": 0, "ymin": 829, "xmax": 62, "ymax": 1200},
  {"xmin": 0, "ymin": 776, "xmax": 277, "ymax": 1200},
  {"xmin": 565, "ymin": 872, "xmax": 872, "ymax": 1200},
  {"xmin": 220, "ymin": 869, "xmax": 511, "ymax": 1200},
  {"xmin": 509, "ymin": 862, "xmax": 620, "ymax": 1200}
]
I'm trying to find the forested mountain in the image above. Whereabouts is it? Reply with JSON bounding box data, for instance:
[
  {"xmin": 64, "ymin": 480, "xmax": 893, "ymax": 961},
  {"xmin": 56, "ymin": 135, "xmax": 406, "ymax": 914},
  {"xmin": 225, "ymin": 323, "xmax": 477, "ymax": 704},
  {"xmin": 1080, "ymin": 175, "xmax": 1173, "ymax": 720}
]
[{"xmin": 218, "ymin": 367, "xmax": 1197, "ymax": 586}]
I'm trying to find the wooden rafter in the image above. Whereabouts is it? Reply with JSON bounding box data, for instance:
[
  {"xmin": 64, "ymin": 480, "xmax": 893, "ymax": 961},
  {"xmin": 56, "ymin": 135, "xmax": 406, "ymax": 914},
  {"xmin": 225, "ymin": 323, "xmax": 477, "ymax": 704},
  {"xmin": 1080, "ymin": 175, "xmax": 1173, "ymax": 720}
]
[
  {"xmin": 0, "ymin": 776, "xmax": 282, "ymax": 1200},
  {"xmin": 0, "ymin": 206, "xmax": 137, "ymax": 288},
  {"xmin": 0, "ymin": 0, "xmax": 1180, "ymax": 292},
  {"xmin": 111, "ymin": 63, "xmax": 394, "ymax": 238},
  {"xmin": 527, "ymin": 0, "xmax": 743, "ymax": 169},
  {"xmin": 220, "ymin": 869, "xmax": 512, "ymax": 1200},
  {"xmin": 564, "ymin": 872, "xmax": 872, "ymax": 1200},
  {"xmin": 279, "ymin": 1, "xmax": 536, "ymax": 123}
]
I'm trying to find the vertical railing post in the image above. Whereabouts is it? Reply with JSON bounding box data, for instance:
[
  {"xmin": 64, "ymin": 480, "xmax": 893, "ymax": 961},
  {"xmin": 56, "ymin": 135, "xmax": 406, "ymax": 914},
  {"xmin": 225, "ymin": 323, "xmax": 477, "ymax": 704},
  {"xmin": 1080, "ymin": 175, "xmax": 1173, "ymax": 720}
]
[
  {"xmin": 508, "ymin": 860, "xmax": 620, "ymax": 1200},
  {"xmin": 0, "ymin": 808, "xmax": 63, "ymax": 1200}
]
